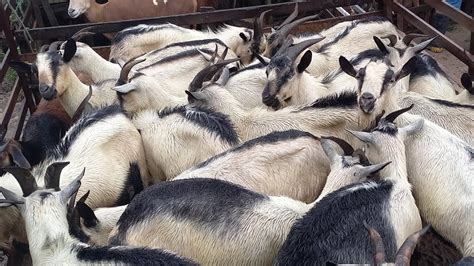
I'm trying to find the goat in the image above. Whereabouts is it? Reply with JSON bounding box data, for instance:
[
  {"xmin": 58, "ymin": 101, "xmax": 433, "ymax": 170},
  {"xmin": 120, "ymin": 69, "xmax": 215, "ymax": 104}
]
[
  {"xmin": 185, "ymin": 62, "xmax": 383, "ymax": 143},
  {"xmin": 264, "ymin": 9, "xmax": 398, "ymax": 77},
  {"xmin": 67, "ymin": 0, "xmax": 198, "ymax": 25},
  {"xmin": 68, "ymin": 37, "xmax": 236, "ymax": 84},
  {"xmin": 0, "ymin": 105, "xmax": 150, "ymax": 260},
  {"xmin": 373, "ymin": 35, "xmax": 459, "ymax": 100},
  {"xmin": 0, "ymin": 172, "xmax": 198, "ymax": 265},
  {"xmin": 339, "ymin": 54, "xmax": 473, "ymax": 145},
  {"xmin": 109, "ymin": 14, "xmax": 266, "ymax": 65},
  {"xmin": 114, "ymin": 52, "xmax": 239, "ymax": 115},
  {"xmin": 174, "ymin": 130, "xmax": 329, "ymax": 203},
  {"xmin": 15, "ymin": 40, "xmax": 118, "ymax": 117},
  {"xmin": 339, "ymin": 56, "xmax": 473, "ymax": 256},
  {"xmin": 108, "ymin": 139, "xmax": 386, "ymax": 265}
]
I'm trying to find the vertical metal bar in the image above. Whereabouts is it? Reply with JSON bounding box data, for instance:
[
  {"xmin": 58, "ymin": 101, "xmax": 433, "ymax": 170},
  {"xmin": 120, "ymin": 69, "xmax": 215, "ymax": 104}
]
[
  {"xmin": 470, "ymin": 32, "xmax": 474, "ymax": 77},
  {"xmin": 15, "ymin": 101, "xmax": 29, "ymax": 140}
]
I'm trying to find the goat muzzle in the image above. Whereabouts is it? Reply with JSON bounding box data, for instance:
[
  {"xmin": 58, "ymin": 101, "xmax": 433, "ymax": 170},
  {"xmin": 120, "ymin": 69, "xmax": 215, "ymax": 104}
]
[
  {"xmin": 359, "ymin": 93, "xmax": 376, "ymax": 114},
  {"xmin": 39, "ymin": 84, "xmax": 57, "ymax": 101}
]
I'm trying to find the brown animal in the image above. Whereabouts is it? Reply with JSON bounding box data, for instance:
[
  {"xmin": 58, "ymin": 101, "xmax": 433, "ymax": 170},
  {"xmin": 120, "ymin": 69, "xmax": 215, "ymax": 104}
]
[{"xmin": 68, "ymin": 0, "xmax": 198, "ymax": 22}]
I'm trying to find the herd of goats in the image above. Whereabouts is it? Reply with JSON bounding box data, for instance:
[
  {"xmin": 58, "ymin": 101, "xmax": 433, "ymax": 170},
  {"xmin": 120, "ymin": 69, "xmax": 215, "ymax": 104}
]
[{"xmin": 0, "ymin": 4, "xmax": 473, "ymax": 266}]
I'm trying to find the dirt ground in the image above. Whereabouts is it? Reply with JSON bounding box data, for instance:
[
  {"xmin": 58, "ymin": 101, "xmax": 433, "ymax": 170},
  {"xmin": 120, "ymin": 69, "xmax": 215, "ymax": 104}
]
[{"xmin": 0, "ymin": 22, "xmax": 471, "ymax": 139}]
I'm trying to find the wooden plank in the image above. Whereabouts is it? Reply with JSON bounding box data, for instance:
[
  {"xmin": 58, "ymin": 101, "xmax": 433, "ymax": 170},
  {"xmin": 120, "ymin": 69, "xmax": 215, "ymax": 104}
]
[
  {"xmin": 424, "ymin": 0, "xmax": 473, "ymax": 31},
  {"xmin": 31, "ymin": 0, "xmax": 44, "ymax": 27},
  {"xmin": 17, "ymin": 0, "xmax": 376, "ymax": 40},
  {"xmin": 1, "ymin": 77, "xmax": 21, "ymax": 130},
  {"xmin": 40, "ymin": 0, "xmax": 59, "ymax": 26}
]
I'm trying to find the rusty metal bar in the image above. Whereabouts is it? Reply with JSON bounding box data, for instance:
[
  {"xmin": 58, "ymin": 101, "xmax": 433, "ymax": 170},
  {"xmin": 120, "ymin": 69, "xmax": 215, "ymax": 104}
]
[
  {"xmin": 17, "ymin": 0, "xmax": 376, "ymax": 40},
  {"xmin": 1, "ymin": 77, "xmax": 21, "ymax": 131},
  {"xmin": 424, "ymin": 0, "xmax": 473, "ymax": 31},
  {"xmin": 391, "ymin": 0, "xmax": 473, "ymax": 72},
  {"xmin": 15, "ymin": 101, "xmax": 29, "ymax": 140}
]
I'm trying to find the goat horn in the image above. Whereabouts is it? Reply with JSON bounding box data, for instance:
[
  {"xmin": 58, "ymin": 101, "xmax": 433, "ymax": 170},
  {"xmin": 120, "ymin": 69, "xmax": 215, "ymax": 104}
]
[
  {"xmin": 44, "ymin": 162, "xmax": 70, "ymax": 191},
  {"xmin": 254, "ymin": 52, "xmax": 268, "ymax": 66},
  {"xmin": 210, "ymin": 44, "xmax": 218, "ymax": 63},
  {"xmin": 220, "ymin": 47, "xmax": 229, "ymax": 62},
  {"xmin": 287, "ymin": 37, "xmax": 325, "ymax": 62},
  {"xmin": 72, "ymin": 86, "xmax": 92, "ymax": 123},
  {"xmin": 374, "ymin": 110, "xmax": 386, "ymax": 127},
  {"xmin": 395, "ymin": 225, "xmax": 431, "ymax": 265},
  {"xmin": 402, "ymin": 33, "xmax": 429, "ymax": 46},
  {"xmin": 0, "ymin": 187, "xmax": 25, "ymax": 205},
  {"xmin": 275, "ymin": 36, "xmax": 294, "ymax": 57},
  {"xmin": 117, "ymin": 56, "xmax": 146, "ymax": 86},
  {"xmin": 384, "ymin": 104, "xmax": 414, "ymax": 124},
  {"xmin": 39, "ymin": 44, "xmax": 50, "ymax": 53},
  {"xmin": 188, "ymin": 58, "xmax": 239, "ymax": 92},
  {"xmin": 276, "ymin": 3, "xmax": 298, "ymax": 30},
  {"xmin": 251, "ymin": 9, "xmax": 272, "ymax": 54},
  {"xmin": 274, "ymin": 13, "xmax": 321, "ymax": 46},
  {"xmin": 380, "ymin": 34, "xmax": 398, "ymax": 46},
  {"xmin": 48, "ymin": 41, "xmax": 63, "ymax": 52},
  {"xmin": 321, "ymin": 136, "xmax": 354, "ymax": 156},
  {"xmin": 71, "ymin": 26, "xmax": 96, "ymax": 41},
  {"xmin": 1, "ymin": 167, "xmax": 37, "ymax": 196},
  {"xmin": 364, "ymin": 221, "xmax": 387, "ymax": 264}
]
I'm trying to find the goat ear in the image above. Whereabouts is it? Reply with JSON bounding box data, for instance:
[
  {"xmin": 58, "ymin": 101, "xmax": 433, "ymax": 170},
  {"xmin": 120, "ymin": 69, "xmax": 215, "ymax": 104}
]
[
  {"xmin": 297, "ymin": 50, "xmax": 312, "ymax": 73},
  {"xmin": 395, "ymin": 56, "xmax": 417, "ymax": 82},
  {"xmin": 461, "ymin": 73, "xmax": 473, "ymax": 94},
  {"xmin": 373, "ymin": 36, "xmax": 389, "ymax": 54},
  {"xmin": 347, "ymin": 129, "xmax": 375, "ymax": 144},
  {"xmin": 8, "ymin": 142, "xmax": 31, "ymax": 169},
  {"xmin": 339, "ymin": 56, "xmax": 358, "ymax": 78},
  {"xmin": 9, "ymin": 61, "xmax": 34, "ymax": 75},
  {"xmin": 185, "ymin": 90, "xmax": 207, "ymax": 103},
  {"xmin": 239, "ymin": 32, "xmax": 249, "ymax": 42},
  {"xmin": 400, "ymin": 119, "xmax": 424, "ymax": 138},
  {"xmin": 62, "ymin": 39, "xmax": 77, "ymax": 63},
  {"xmin": 76, "ymin": 201, "xmax": 99, "ymax": 228},
  {"xmin": 320, "ymin": 138, "xmax": 339, "ymax": 164}
]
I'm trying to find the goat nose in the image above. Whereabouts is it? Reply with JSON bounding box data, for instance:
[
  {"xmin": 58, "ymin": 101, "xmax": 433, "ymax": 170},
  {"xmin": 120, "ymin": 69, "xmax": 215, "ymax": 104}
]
[{"xmin": 361, "ymin": 93, "xmax": 374, "ymax": 100}]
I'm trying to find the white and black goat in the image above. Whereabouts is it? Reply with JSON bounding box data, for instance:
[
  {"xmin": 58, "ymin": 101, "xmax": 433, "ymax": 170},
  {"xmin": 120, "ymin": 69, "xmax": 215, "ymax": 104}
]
[
  {"xmin": 108, "ymin": 138, "xmax": 386, "ymax": 265},
  {"xmin": 67, "ymin": 37, "xmax": 237, "ymax": 84},
  {"xmin": 277, "ymin": 116, "xmax": 423, "ymax": 264},
  {"xmin": 20, "ymin": 40, "xmax": 118, "ymax": 117},
  {"xmin": 373, "ymin": 35, "xmax": 459, "ymax": 99},
  {"xmin": 339, "ymin": 54, "xmax": 473, "ymax": 144},
  {"xmin": 0, "ymin": 172, "xmax": 197, "ymax": 265},
  {"xmin": 264, "ymin": 8, "xmax": 398, "ymax": 77},
  {"xmin": 0, "ymin": 105, "xmax": 149, "ymax": 259},
  {"xmin": 109, "ymin": 16, "xmax": 266, "ymax": 65},
  {"xmin": 339, "ymin": 57, "xmax": 474, "ymax": 256}
]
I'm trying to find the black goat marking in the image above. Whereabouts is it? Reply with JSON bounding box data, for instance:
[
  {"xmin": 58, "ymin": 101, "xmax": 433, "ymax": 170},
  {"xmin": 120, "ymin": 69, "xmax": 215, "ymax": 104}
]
[
  {"xmin": 115, "ymin": 163, "xmax": 144, "ymax": 205},
  {"xmin": 194, "ymin": 130, "xmax": 319, "ymax": 169},
  {"xmin": 277, "ymin": 180, "xmax": 397, "ymax": 265},
  {"xmin": 112, "ymin": 24, "xmax": 182, "ymax": 44},
  {"xmin": 136, "ymin": 48, "xmax": 214, "ymax": 72},
  {"xmin": 74, "ymin": 244, "xmax": 197, "ymax": 265},
  {"xmin": 39, "ymin": 192, "xmax": 52, "ymax": 203},
  {"xmin": 411, "ymin": 53, "xmax": 449, "ymax": 80},
  {"xmin": 318, "ymin": 24, "xmax": 356, "ymax": 54},
  {"xmin": 229, "ymin": 62, "xmax": 265, "ymax": 77},
  {"xmin": 298, "ymin": 90, "xmax": 358, "ymax": 111},
  {"xmin": 145, "ymin": 38, "xmax": 228, "ymax": 59},
  {"xmin": 158, "ymin": 106, "xmax": 239, "ymax": 145},
  {"xmin": 45, "ymin": 51, "xmax": 63, "ymax": 86},
  {"xmin": 110, "ymin": 178, "xmax": 267, "ymax": 245},
  {"xmin": 266, "ymin": 56, "xmax": 295, "ymax": 95},
  {"xmin": 429, "ymin": 99, "xmax": 474, "ymax": 110},
  {"xmin": 374, "ymin": 122, "xmax": 399, "ymax": 136},
  {"xmin": 381, "ymin": 68, "xmax": 395, "ymax": 94},
  {"xmin": 52, "ymin": 105, "xmax": 123, "ymax": 158}
]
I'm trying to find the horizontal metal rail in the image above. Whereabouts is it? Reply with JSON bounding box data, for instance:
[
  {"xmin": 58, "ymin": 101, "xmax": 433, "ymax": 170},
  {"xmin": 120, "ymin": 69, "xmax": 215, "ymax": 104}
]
[{"xmin": 16, "ymin": 0, "xmax": 376, "ymax": 40}]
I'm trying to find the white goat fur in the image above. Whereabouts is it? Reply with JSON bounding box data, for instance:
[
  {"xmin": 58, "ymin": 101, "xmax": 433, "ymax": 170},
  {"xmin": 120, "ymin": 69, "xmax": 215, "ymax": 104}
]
[
  {"xmin": 132, "ymin": 109, "xmax": 237, "ymax": 180},
  {"xmin": 0, "ymin": 109, "xmax": 149, "ymax": 251},
  {"xmin": 110, "ymin": 23, "xmax": 255, "ymax": 64},
  {"xmin": 81, "ymin": 205, "xmax": 127, "ymax": 246},
  {"xmin": 174, "ymin": 131, "xmax": 329, "ymax": 203}
]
